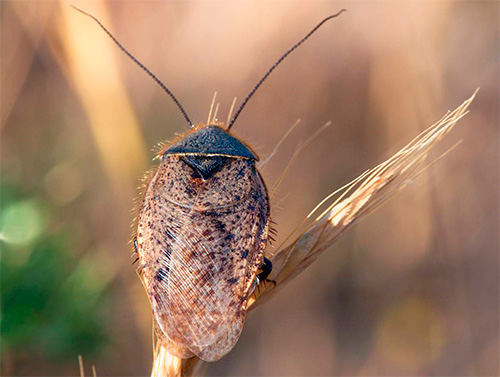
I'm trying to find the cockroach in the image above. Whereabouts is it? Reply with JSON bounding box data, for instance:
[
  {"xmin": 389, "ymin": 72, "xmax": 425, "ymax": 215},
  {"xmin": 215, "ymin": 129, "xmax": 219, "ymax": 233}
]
[{"xmin": 73, "ymin": 6, "xmax": 345, "ymax": 361}]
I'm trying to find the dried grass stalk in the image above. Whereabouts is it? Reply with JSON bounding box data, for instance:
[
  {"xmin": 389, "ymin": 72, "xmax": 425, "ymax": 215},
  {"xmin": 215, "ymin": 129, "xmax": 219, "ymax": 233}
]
[
  {"xmin": 151, "ymin": 345, "xmax": 181, "ymax": 377},
  {"xmin": 151, "ymin": 90, "xmax": 477, "ymax": 376}
]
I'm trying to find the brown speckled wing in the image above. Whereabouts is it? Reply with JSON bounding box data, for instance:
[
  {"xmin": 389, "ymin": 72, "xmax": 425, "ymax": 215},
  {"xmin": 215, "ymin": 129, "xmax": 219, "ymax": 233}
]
[{"xmin": 137, "ymin": 156, "xmax": 269, "ymax": 361}]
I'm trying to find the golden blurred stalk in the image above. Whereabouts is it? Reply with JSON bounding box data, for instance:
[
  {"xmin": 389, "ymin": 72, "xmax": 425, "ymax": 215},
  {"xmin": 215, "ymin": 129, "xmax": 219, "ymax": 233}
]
[
  {"xmin": 151, "ymin": 346, "xmax": 181, "ymax": 377},
  {"xmin": 151, "ymin": 345, "xmax": 205, "ymax": 377},
  {"xmin": 57, "ymin": 2, "xmax": 148, "ymax": 196}
]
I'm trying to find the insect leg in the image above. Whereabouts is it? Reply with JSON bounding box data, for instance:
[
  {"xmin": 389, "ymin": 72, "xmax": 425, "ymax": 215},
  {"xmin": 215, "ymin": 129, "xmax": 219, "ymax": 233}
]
[
  {"xmin": 257, "ymin": 257, "xmax": 273, "ymax": 282},
  {"xmin": 133, "ymin": 236, "xmax": 138, "ymax": 253},
  {"xmin": 250, "ymin": 258, "xmax": 276, "ymax": 298},
  {"xmin": 130, "ymin": 236, "xmax": 139, "ymax": 262},
  {"xmin": 131, "ymin": 236, "xmax": 142, "ymax": 267}
]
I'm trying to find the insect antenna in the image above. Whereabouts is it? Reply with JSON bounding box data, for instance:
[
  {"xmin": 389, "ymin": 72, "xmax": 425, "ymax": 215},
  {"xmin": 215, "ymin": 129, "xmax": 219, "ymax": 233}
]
[
  {"xmin": 227, "ymin": 9, "xmax": 346, "ymax": 131},
  {"xmin": 71, "ymin": 5, "xmax": 194, "ymax": 127}
]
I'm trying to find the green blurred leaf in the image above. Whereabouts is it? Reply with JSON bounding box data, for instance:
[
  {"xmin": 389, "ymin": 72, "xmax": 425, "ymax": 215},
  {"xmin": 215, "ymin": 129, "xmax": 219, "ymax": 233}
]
[{"xmin": 1, "ymin": 181, "xmax": 107, "ymax": 361}]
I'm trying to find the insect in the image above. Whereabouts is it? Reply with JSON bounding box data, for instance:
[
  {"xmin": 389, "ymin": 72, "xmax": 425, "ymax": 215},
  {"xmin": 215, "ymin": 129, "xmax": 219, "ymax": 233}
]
[{"xmin": 74, "ymin": 6, "xmax": 345, "ymax": 361}]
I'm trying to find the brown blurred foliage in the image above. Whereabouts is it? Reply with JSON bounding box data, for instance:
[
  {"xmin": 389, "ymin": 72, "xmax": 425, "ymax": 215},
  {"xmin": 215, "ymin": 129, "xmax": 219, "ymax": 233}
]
[{"xmin": 1, "ymin": 1, "xmax": 498, "ymax": 376}]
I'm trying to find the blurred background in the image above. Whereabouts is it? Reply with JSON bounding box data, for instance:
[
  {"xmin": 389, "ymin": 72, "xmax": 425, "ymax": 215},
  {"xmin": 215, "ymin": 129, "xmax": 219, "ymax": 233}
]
[{"xmin": 1, "ymin": 1, "xmax": 498, "ymax": 376}]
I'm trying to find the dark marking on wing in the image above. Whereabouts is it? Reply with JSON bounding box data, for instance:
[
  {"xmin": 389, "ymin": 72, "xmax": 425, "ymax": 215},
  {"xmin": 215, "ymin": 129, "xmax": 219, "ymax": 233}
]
[{"xmin": 155, "ymin": 267, "xmax": 169, "ymax": 282}]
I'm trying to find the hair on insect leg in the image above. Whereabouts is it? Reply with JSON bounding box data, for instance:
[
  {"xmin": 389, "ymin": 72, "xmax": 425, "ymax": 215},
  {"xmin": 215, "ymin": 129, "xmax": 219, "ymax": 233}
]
[
  {"xmin": 269, "ymin": 224, "xmax": 278, "ymax": 235},
  {"xmin": 250, "ymin": 271, "xmax": 276, "ymax": 302}
]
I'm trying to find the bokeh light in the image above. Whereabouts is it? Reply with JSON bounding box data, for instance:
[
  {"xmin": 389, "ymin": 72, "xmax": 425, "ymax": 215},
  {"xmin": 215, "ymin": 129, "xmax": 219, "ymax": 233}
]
[{"xmin": 1, "ymin": 199, "xmax": 46, "ymax": 246}]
